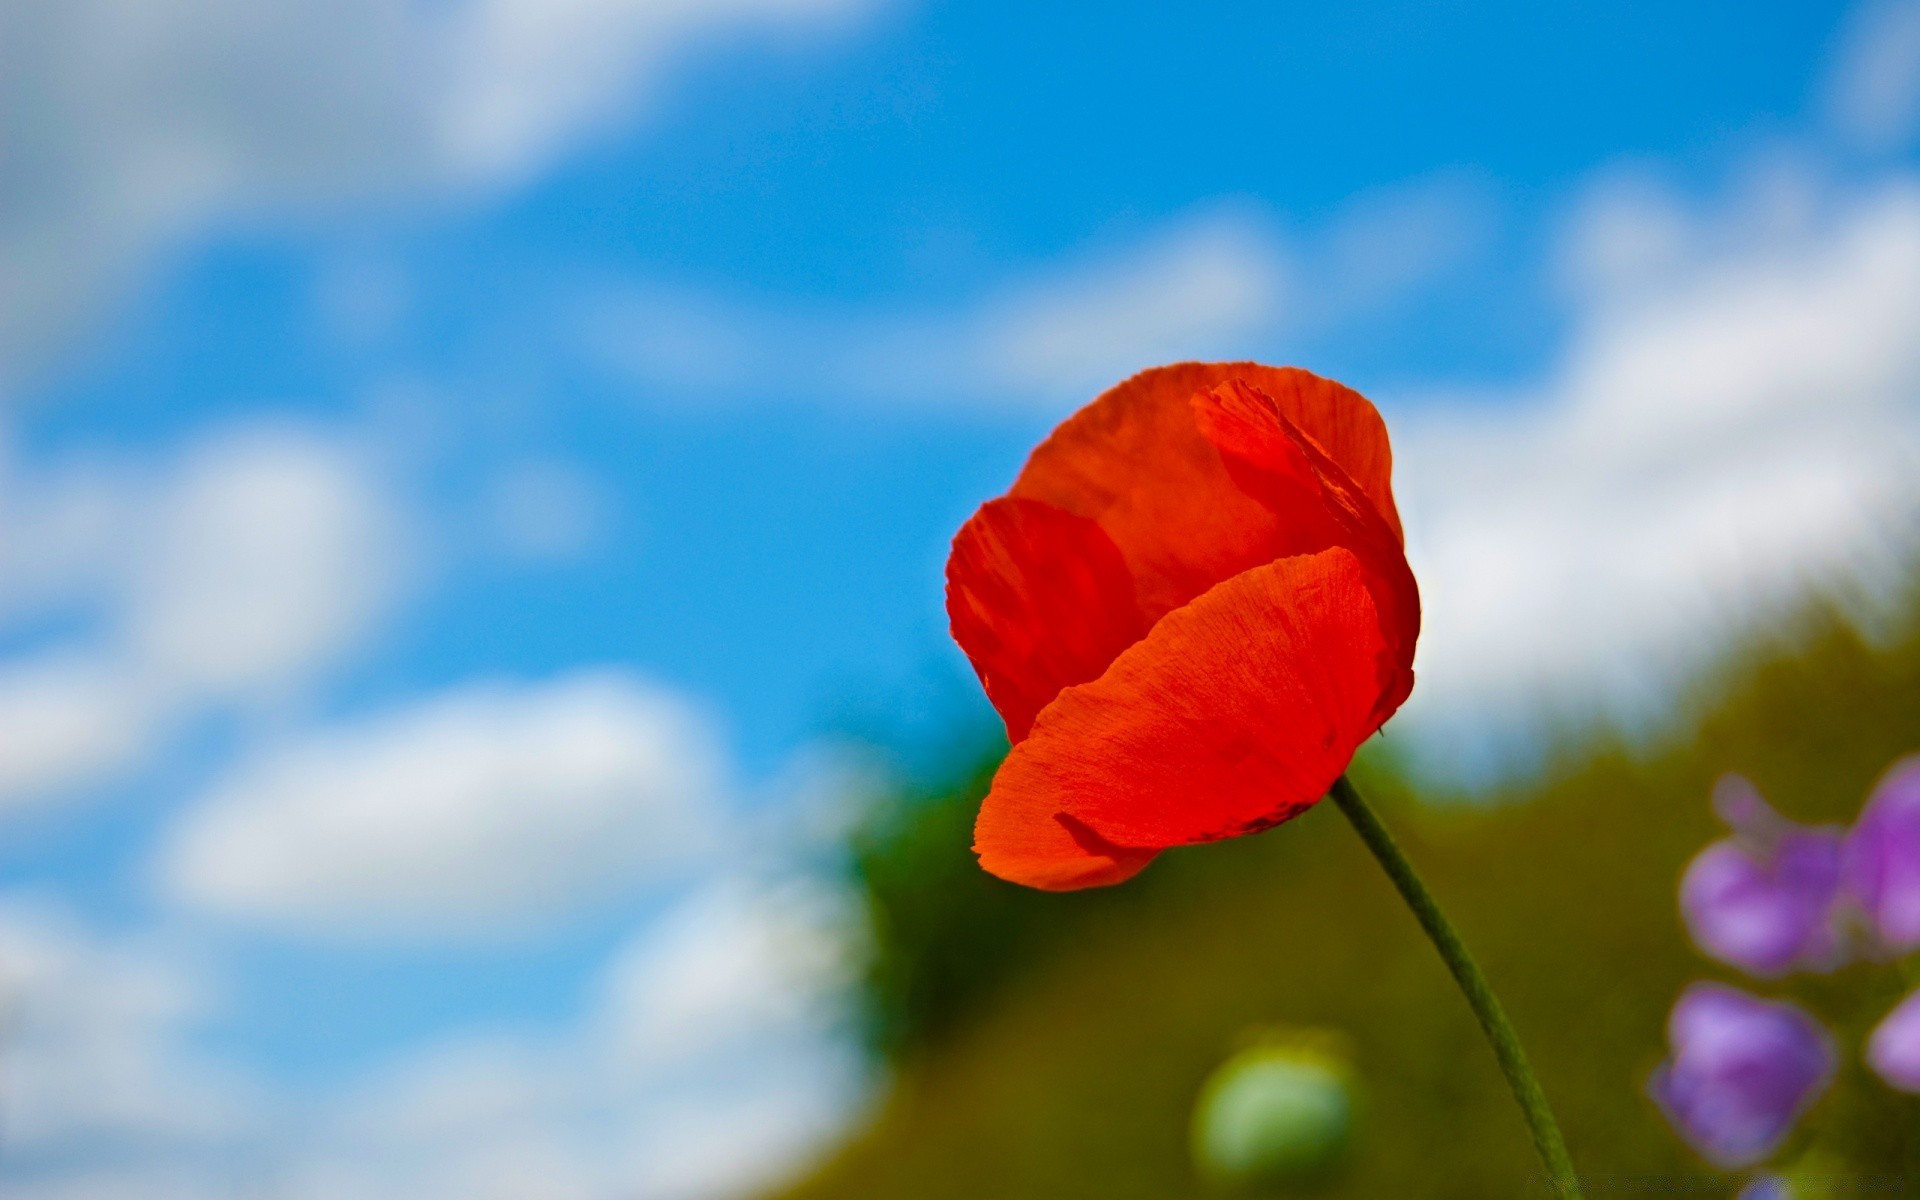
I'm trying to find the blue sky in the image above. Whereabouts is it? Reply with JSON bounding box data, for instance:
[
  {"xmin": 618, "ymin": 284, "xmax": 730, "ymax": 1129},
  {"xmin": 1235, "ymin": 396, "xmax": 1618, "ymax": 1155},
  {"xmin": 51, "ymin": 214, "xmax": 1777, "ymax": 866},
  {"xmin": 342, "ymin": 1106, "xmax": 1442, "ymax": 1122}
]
[
  {"xmin": 4, "ymin": 1, "xmax": 1920, "ymax": 1197},
  {"xmin": 16, "ymin": 0, "xmax": 1858, "ymax": 764}
]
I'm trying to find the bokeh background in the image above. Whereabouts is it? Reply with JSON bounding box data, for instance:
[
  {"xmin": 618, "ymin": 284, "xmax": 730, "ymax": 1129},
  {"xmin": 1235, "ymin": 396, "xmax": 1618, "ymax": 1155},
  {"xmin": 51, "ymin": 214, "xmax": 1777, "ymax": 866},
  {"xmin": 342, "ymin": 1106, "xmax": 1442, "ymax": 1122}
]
[{"xmin": 3, "ymin": 1, "xmax": 1920, "ymax": 1196}]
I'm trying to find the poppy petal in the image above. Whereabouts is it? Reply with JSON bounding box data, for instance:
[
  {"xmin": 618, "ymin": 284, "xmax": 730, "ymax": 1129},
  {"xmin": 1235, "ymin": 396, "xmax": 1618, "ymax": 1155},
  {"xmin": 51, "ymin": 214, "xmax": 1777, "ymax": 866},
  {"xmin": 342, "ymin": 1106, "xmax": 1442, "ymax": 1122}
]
[
  {"xmin": 946, "ymin": 497, "xmax": 1151, "ymax": 742},
  {"xmin": 1236, "ymin": 365, "xmax": 1402, "ymax": 541},
  {"xmin": 975, "ymin": 547, "xmax": 1393, "ymax": 889},
  {"xmin": 1008, "ymin": 363, "xmax": 1400, "ymax": 621},
  {"xmin": 1193, "ymin": 379, "xmax": 1420, "ymax": 726},
  {"xmin": 1193, "ymin": 379, "xmax": 1403, "ymax": 554}
]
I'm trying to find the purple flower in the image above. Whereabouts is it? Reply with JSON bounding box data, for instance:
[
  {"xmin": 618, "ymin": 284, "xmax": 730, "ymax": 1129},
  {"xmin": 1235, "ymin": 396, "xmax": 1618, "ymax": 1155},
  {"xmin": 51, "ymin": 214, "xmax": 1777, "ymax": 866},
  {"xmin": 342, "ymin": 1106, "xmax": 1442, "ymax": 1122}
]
[
  {"xmin": 1841, "ymin": 756, "xmax": 1920, "ymax": 954},
  {"xmin": 1738, "ymin": 1175, "xmax": 1791, "ymax": 1200},
  {"xmin": 1866, "ymin": 985, "xmax": 1920, "ymax": 1093},
  {"xmin": 1649, "ymin": 982, "xmax": 1835, "ymax": 1168},
  {"xmin": 1679, "ymin": 776, "xmax": 1845, "ymax": 976}
]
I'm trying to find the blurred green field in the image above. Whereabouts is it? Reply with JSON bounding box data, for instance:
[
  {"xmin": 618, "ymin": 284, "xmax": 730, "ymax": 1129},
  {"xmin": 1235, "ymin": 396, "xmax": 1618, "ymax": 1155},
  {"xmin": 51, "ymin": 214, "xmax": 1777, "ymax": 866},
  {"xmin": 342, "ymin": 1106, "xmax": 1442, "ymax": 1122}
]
[{"xmin": 772, "ymin": 587, "xmax": 1920, "ymax": 1200}]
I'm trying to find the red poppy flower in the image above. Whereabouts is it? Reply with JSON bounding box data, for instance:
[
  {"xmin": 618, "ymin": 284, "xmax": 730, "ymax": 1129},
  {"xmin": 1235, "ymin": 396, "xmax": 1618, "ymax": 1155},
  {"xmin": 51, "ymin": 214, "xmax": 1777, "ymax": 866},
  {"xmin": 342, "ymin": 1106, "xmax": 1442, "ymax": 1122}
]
[{"xmin": 947, "ymin": 362, "xmax": 1420, "ymax": 890}]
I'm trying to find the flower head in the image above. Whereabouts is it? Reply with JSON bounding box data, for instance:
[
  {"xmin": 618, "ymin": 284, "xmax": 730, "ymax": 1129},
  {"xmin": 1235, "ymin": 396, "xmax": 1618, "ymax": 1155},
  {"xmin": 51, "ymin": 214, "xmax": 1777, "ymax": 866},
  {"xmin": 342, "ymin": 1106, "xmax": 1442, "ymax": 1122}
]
[
  {"xmin": 1866, "ymin": 985, "xmax": 1920, "ymax": 1093},
  {"xmin": 1649, "ymin": 982, "xmax": 1835, "ymax": 1169},
  {"xmin": 946, "ymin": 364, "xmax": 1419, "ymax": 889},
  {"xmin": 1678, "ymin": 775, "xmax": 1845, "ymax": 977},
  {"xmin": 1190, "ymin": 1034, "xmax": 1355, "ymax": 1189},
  {"xmin": 1840, "ymin": 756, "xmax": 1920, "ymax": 954}
]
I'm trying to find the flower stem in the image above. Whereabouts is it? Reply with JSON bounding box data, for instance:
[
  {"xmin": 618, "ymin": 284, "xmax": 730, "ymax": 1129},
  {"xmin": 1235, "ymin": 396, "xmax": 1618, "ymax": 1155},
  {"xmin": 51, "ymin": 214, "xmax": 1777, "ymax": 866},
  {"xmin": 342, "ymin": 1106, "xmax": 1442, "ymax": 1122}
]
[{"xmin": 1328, "ymin": 774, "xmax": 1582, "ymax": 1199}]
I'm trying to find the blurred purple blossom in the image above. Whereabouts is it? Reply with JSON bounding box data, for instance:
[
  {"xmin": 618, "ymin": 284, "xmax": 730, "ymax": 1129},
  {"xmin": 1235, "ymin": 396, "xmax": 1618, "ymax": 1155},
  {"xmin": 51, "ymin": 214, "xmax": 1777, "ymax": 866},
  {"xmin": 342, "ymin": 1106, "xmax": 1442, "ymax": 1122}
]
[
  {"xmin": 1737, "ymin": 1174, "xmax": 1791, "ymax": 1200},
  {"xmin": 1866, "ymin": 985, "xmax": 1920, "ymax": 1093},
  {"xmin": 1840, "ymin": 757, "xmax": 1920, "ymax": 955},
  {"xmin": 1679, "ymin": 776, "xmax": 1845, "ymax": 977},
  {"xmin": 1649, "ymin": 982, "xmax": 1835, "ymax": 1168}
]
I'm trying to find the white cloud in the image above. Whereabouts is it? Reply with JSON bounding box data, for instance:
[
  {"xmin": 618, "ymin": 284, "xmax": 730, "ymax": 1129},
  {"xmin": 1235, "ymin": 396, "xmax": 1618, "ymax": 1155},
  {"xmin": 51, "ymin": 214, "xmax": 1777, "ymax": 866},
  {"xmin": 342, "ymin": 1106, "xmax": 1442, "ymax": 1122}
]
[
  {"xmin": 1826, "ymin": 0, "xmax": 1920, "ymax": 151},
  {"xmin": 436, "ymin": 0, "xmax": 873, "ymax": 182},
  {"xmin": 0, "ymin": 899, "xmax": 261, "ymax": 1153},
  {"xmin": 1551, "ymin": 171, "xmax": 1701, "ymax": 304},
  {"xmin": 0, "ymin": 1167, "xmax": 253, "ymax": 1200},
  {"xmin": 127, "ymin": 426, "xmax": 407, "ymax": 697},
  {"xmin": 597, "ymin": 876, "xmax": 852, "ymax": 1070},
  {"xmin": 591, "ymin": 184, "xmax": 1491, "ymax": 410},
  {"xmin": 1395, "ymin": 171, "xmax": 1920, "ymax": 773},
  {"xmin": 0, "ymin": 445, "xmax": 138, "ymax": 622},
  {"xmin": 269, "ymin": 876, "xmax": 858, "ymax": 1200},
  {"xmin": 1305, "ymin": 172, "xmax": 1497, "ymax": 321},
  {"xmin": 588, "ymin": 208, "xmax": 1290, "ymax": 408},
  {"xmin": 0, "ymin": 655, "xmax": 169, "ymax": 814},
  {"xmin": 0, "ymin": 0, "xmax": 881, "ymax": 383},
  {"xmin": 0, "ymin": 879, "xmax": 860, "ymax": 1200},
  {"xmin": 156, "ymin": 670, "xmax": 726, "ymax": 935},
  {"xmin": 0, "ymin": 422, "xmax": 409, "ymax": 812},
  {"xmin": 968, "ymin": 212, "xmax": 1289, "ymax": 398}
]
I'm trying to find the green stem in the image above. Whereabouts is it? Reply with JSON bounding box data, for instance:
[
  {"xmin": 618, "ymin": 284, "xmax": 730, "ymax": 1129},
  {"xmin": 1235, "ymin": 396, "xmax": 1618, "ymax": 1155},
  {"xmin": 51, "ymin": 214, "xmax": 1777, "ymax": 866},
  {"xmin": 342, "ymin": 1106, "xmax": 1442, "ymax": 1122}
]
[{"xmin": 1329, "ymin": 774, "xmax": 1582, "ymax": 1199}]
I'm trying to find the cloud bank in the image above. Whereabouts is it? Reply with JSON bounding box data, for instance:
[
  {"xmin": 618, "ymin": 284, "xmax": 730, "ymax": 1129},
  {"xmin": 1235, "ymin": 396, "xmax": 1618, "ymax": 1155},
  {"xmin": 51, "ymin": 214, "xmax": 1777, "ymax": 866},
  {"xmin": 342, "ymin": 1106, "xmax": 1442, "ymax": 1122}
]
[
  {"xmin": 0, "ymin": 423, "xmax": 408, "ymax": 814},
  {"xmin": 587, "ymin": 176, "xmax": 1493, "ymax": 410},
  {"xmin": 0, "ymin": 0, "xmax": 880, "ymax": 383},
  {"xmin": 1396, "ymin": 167, "xmax": 1920, "ymax": 771},
  {"xmin": 0, "ymin": 881, "xmax": 861, "ymax": 1200},
  {"xmin": 156, "ymin": 670, "xmax": 727, "ymax": 936}
]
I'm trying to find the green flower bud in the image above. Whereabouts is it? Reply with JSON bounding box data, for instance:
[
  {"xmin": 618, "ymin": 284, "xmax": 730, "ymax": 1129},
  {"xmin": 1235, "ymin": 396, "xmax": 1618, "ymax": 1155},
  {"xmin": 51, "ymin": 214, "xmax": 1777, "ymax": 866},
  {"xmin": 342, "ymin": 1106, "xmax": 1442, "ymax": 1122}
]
[{"xmin": 1191, "ymin": 1032, "xmax": 1356, "ymax": 1193}]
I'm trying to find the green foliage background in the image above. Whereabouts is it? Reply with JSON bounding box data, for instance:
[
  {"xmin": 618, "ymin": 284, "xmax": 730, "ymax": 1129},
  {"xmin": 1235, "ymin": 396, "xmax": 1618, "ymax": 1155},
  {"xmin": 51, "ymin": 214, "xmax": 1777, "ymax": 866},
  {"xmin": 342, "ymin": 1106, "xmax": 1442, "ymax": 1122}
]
[{"xmin": 775, "ymin": 595, "xmax": 1920, "ymax": 1199}]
